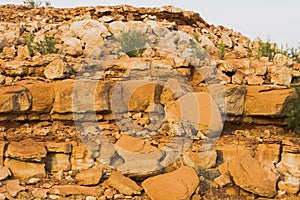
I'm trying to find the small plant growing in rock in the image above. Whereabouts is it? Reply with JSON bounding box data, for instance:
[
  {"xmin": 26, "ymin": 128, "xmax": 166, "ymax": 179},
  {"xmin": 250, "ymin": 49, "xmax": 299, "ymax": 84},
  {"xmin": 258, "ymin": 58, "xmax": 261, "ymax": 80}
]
[
  {"xmin": 217, "ymin": 43, "xmax": 226, "ymax": 60},
  {"xmin": 285, "ymin": 85, "xmax": 300, "ymax": 136},
  {"xmin": 191, "ymin": 37, "xmax": 208, "ymax": 61},
  {"xmin": 23, "ymin": 0, "xmax": 42, "ymax": 8},
  {"xmin": 116, "ymin": 30, "xmax": 147, "ymax": 57},
  {"xmin": 24, "ymin": 33, "xmax": 57, "ymax": 56},
  {"xmin": 288, "ymin": 46, "xmax": 300, "ymax": 63},
  {"xmin": 255, "ymin": 39, "xmax": 278, "ymax": 61}
]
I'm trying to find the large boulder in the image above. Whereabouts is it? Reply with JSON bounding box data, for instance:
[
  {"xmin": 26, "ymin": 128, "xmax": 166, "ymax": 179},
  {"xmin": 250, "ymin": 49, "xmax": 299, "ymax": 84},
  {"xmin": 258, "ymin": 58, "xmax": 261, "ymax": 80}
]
[
  {"xmin": 165, "ymin": 92, "xmax": 223, "ymax": 137},
  {"xmin": 142, "ymin": 166, "xmax": 199, "ymax": 200},
  {"xmin": 229, "ymin": 155, "xmax": 279, "ymax": 198},
  {"xmin": 244, "ymin": 86, "xmax": 294, "ymax": 116}
]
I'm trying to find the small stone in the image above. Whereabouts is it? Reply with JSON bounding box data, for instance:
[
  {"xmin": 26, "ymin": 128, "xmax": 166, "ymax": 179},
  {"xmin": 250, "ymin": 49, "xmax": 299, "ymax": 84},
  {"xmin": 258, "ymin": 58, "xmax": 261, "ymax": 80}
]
[
  {"xmin": 4, "ymin": 61, "xmax": 27, "ymax": 76},
  {"xmin": 75, "ymin": 168, "xmax": 103, "ymax": 186},
  {"xmin": 214, "ymin": 174, "xmax": 232, "ymax": 187},
  {"xmin": 46, "ymin": 142, "xmax": 72, "ymax": 153},
  {"xmin": 278, "ymin": 176, "xmax": 300, "ymax": 195},
  {"xmin": 221, "ymin": 34, "xmax": 233, "ymax": 48},
  {"xmin": 0, "ymin": 166, "xmax": 11, "ymax": 180},
  {"xmin": 44, "ymin": 59, "xmax": 69, "ymax": 79},
  {"xmin": 245, "ymin": 74, "xmax": 264, "ymax": 85},
  {"xmin": 32, "ymin": 188, "xmax": 48, "ymax": 199},
  {"xmin": 45, "ymin": 153, "xmax": 71, "ymax": 172},
  {"xmin": 6, "ymin": 180, "xmax": 26, "ymax": 197},
  {"xmin": 273, "ymin": 53, "xmax": 288, "ymax": 66},
  {"xmin": 107, "ymin": 171, "xmax": 142, "ymax": 195},
  {"xmin": 104, "ymin": 188, "xmax": 116, "ymax": 199},
  {"xmin": 26, "ymin": 177, "xmax": 40, "ymax": 184}
]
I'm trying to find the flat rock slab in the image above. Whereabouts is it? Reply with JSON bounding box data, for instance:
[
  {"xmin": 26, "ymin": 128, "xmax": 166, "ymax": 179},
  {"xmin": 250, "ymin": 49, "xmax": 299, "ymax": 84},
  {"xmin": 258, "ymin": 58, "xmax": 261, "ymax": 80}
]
[
  {"xmin": 48, "ymin": 185, "xmax": 102, "ymax": 196},
  {"xmin": 6, "ymin": 180, "xmax": 26, "ymax": 197},
  {"xmin": 142, "ymin": 166, "xmax": 199, "ymax": 200},
  {"xmin": 107, "ymin": 171, "xmax": 142, "ymax": 195},
  {"xmin": 75, "ymin": 168, "xmax": 103, "ymax": 186},
  {"xmin": 229, "ymin": 155, "xmax": 278, "ymax": 198},
  {"xmin": 5, "ymin": 139, "xmax": 46, "ymax": 162}
]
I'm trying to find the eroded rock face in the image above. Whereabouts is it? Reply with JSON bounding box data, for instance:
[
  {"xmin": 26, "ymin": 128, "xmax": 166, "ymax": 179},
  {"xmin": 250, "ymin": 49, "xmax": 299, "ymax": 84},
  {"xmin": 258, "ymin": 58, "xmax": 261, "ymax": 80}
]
[
  {"xmin": 244, "ymin": 86, "xmax": 294, "ymax": 116},
  {"xmin": 229, "ymin": 155, "xmax": 278, "ymax": 198},
  {"xmin": 5, "ymin": 139, "xmax": 46, "ymax": 162},
  {"xmin": 165, "ymin": 92, "xmax": 223, "ymax": 138},
  {"xmin": 142, "ymin": 166, "xmax": 199, "ymax": 200}
]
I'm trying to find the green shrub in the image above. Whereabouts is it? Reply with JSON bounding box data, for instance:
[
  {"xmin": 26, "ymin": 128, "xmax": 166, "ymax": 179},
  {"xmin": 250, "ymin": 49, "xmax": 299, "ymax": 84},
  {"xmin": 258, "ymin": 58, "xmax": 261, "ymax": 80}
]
[
  {"xmin": 23, "ymin": 0, "xmax": 42, "ymax": 8},
  {"xmin": 191, "ymin": 36, "xmax": 208, "ymax": 61},
  {"xmin": 116, "ymin": 30, "xmax": 147, "ymax": 57},
  {"xmin": 255, "ymin": 39, "xmax": 278, "ymax": 61},
  {"xmin": 217, "ymin": 43, "xmax": 226, "ymax": 60},
  {"xmin": 25, "ymin": 33, "xmax": 57, "ymax": 56},
  {"xmin": 288, "ymin": 46, "xmax": 300, "ymax": 63},
  {"xmin": 285, "ymin": 85, "xmax": 300, "ymax": 136}
]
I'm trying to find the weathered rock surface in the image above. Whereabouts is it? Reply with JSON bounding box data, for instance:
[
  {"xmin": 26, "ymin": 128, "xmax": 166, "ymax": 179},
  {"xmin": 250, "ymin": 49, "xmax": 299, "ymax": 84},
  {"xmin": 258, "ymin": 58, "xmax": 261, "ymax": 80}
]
[
  {"xmin": 142, "ymin": 166, "xmax": 199, "ymax": 200},
  {"xmin": 75, "ymin": 168, "xmax": 103, "ymax": 186},
  {"xmin": 4, "ymin": 158, "xmax": 46, "ymax": 179},
  {"xmin": 107, "ymin": 171, "xmax": 142, "ymax": 195},
  {"xmin": 5, "ymin": 139, "xmax": 46, "ymax": 162},
  {"xmin": 229, "ymin": 155, "xmax": 278, "ymax": 198},
  {"xmin": 6, "ymin": 180, "xmax": 26, "ymax": 197},
  {"xmin": 244, "ymin": 86, "xmax": 294, "ymax": 116},
  {"xmin": 166, "ymin": 92, "xmax": 223, "ymax": 137}
]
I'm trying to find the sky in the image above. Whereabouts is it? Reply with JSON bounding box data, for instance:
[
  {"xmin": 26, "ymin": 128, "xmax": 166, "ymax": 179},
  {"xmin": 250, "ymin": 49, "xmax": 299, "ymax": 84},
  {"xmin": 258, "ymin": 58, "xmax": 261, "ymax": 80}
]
[{"xmin": 1, "ymin": 0, "xmax": 299, "ymax": 48}]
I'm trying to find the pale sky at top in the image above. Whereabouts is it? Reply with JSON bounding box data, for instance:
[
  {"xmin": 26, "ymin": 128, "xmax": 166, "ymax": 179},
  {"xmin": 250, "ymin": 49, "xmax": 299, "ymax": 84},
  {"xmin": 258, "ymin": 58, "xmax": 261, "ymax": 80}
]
[{"xmin": 1, "ymin": 0, "xmax": 299, "ymax": 48}]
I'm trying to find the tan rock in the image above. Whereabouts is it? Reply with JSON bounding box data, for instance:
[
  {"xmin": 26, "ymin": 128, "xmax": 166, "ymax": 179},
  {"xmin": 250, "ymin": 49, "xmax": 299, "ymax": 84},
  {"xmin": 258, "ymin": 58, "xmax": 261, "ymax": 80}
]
[
  {"xmin": 19, "ymin": 81, "xmax": 54, "ymax": 113},
  {"xmin": 108, "ymin": 21, "xmax": 129, "ymax": 35},
  {"xmin": 75, "ymin": 168, "xmax": 103, "ymax": 186},
  {"xmin": 225, "ymin": 85, "xmax": 246, "ymax": 115},
  {"xmin": 231, "ymin": 70, "xmax": 244, "ymax": 84},
  {"xmin": 44, "ymin": 59, "xmax": 69, "ymax": 79},
  {"xmin": 214, "ymin": 139, "xmax": 253, "ymax": 163},
  {"xmin": 273, "ymin": 53, "xmax": 289, "ymax": 66},
  {"xmin": 245, "ymin": 74, "xmax": 264, "ymax": 85},
  {"xmin": 6, "ymin": 180, "xmax": 26, "ymax": 198},
  {"xmin": 53, "ymin": 80, "xmax": 111, "ymax": 114},
  {"xmin": 107, "ymin": 171, "xmax": 142, "ymax": 195},
  {"xmin": 115, "ymin": 134, "xmax": 162, "ymax": 161},
  {"xmin": 214, "ymin": 174, "xmax": 232, "ymax": 188},
  {"xmin": 183, "ymin": 150, "xmax": 217, "ymax": 169},
  {"xmin": 32, "ymin": 188, "xmax": 48, "ymax": 199},
  {"xmin": 6, "ymin": 139, "xmax": 46, "ymax": 162},
  {"xmin": 4, "ymin": 158, "xmax": 46, "ymax": 179},
  {"xmin": 45, "ymin": 153, "xmax": 71, "ymax": 172},
  {"xmin": 71, "ymin": 143, "xmax": 94, "ymax": 171},
  {"xmin": 0, "ymin": 86, "xmax": 31, "ymax": 113},
  {"xmin": 0, "ymin": 166, "xmax": 11, "ymax": 180},
  {"xmin": 278, "ymin": 176, "xmax": 300, "ymax": 195},
  {"xmin": 4, "ymin": 61, "xmax": 27, "ymax": 76},
  {"xmin": 46, "ymin": 142, "xmax": 72, "ymax": 153},
  {"xmin": 254, "ymin": 144, "xmax": 281, "ymax": 167},
  {"xmin": 0, "ymin": 142, "xmax": 7, "ymax": 166},
  {"xmin": 126, "ymin": 21, "xmax": 148, "ymax": 34},
  {"xmin": 62, "ymin": 37, "xmax": 83, "ymax": 56},
  {"xmin": 142, "ymin": 166, "xmax": 199, "ymax": 200},
  {"xmin": 229, "ymin": 155, "xmax": 278, "ymax": 198},
  {"xmin": 244, "ymin": 86, "xmax": 294, "ymax": 116},
  {"xmin": 165, "ymin": 92, "xmax": 223, "ymax": 137},
  {"xmin": 234, "ymin": 44, "xmax": 248, "ymax": 58},
  {"xmin": 268, "ymin": 66, "xmax": 292, "ymax": 86},
  {"xmin": 48, "ymin": 185, "xmax": 101, "ymax": 196},
  {"xmin": 221, "ymin": 34, "xmax": 233, "ymax": 48},
  {"xmin": 277, "ymin": 152, "xmax": 300, "ymax": 178}
]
